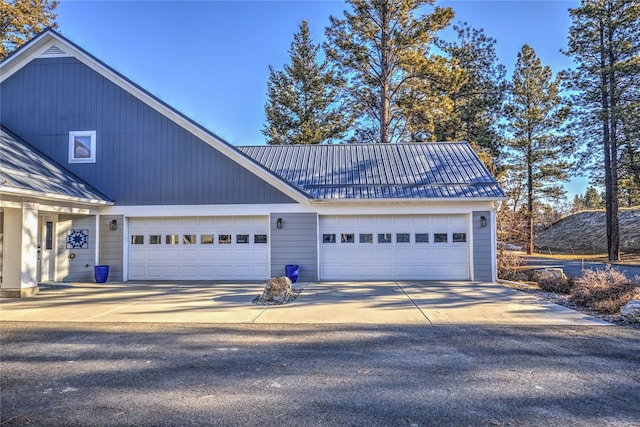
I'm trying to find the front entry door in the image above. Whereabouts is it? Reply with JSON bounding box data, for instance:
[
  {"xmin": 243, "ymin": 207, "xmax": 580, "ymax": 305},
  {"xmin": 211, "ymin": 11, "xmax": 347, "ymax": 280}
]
[{"xmin": 39, "ymin": 216, "xmax": 56, "ymax": 282}]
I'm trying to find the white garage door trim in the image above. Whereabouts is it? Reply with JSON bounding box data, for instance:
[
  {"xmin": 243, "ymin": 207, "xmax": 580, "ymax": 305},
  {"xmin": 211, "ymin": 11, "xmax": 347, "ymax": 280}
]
[
  {"xmin": 128, "ymin": 216, "xmax": 269, "ymax": 280},
  {"xmin": 319, "ymin": 215, "xmax": 470, "ymax": 281}
]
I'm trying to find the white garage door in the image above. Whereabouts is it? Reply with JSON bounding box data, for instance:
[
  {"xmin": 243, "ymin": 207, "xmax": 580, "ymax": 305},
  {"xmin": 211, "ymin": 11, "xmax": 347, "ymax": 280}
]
[
  {"xmin": 320, "ymin": 215, "xmax": 470, "ymax": 280},
  {"xmin": 128, "ymin": 216, "xmax": 269, "ymax": 280}
]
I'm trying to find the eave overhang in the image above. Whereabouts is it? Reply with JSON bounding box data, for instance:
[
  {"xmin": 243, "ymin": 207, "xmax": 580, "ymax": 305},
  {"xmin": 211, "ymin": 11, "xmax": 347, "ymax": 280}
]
[{"xmin": 0, "ymin": 186, "xmax": 115, "ymax": 207}]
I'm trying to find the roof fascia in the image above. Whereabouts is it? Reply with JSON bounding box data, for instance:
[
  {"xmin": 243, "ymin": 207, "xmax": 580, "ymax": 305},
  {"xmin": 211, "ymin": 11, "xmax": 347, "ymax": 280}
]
[
  {"xmin": 0, "ymin": 186, "xmax": 115, "ymax": 206},
  {"xmin": 309, "ymin": 197, "xmax": 505, "ymax": 204},
  {"xmin": 0, "ymin": 30, "xmax": 310, "ymax": 205},
  {"xmin": 0, "ymin": 30, "xmax": 57, "ymax": 78}
]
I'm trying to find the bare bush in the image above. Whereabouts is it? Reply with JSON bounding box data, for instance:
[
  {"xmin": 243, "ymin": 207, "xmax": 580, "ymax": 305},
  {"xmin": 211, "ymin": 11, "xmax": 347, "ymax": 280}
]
[
  {"xmin": 538, "ymin": 276, "xmax": 573, "ymax": 294},
  {"xmin": 569, "ymin": 266, "xmax": 640, "ymax": 313},
  {"xmin": 497, "ymin": 249, "xmax": 525, "ymax": 281}
]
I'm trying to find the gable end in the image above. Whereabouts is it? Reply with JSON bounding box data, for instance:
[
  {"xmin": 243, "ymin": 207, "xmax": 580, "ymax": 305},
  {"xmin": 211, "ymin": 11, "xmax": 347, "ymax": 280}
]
[
  {"xmin": 0, "ymin": 29, "xmax": 309, "ymax": 204},
  {"xmin": 1, "ymin": 56, "xmax": 297, "ymax": 205}
]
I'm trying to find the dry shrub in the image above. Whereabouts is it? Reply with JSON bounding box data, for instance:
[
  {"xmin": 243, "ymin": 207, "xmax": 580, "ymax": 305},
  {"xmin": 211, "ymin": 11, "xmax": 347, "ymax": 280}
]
[
  {"xmin": 538, "ymin": 276, "xmax": 573, "ymax": 294},
  {"xmin": 498, "ymin": 249, "xmax": 525, "ymax": 281},
  {"xmin": 569, "ymin": 266, "xmax": 640, "ymax": 313}
]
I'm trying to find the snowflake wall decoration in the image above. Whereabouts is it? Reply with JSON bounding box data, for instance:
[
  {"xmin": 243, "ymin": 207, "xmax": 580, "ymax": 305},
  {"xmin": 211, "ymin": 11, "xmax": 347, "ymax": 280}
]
[{"xmin": 66, "ymin": 229, "xmax": 89, "ymax": 249}]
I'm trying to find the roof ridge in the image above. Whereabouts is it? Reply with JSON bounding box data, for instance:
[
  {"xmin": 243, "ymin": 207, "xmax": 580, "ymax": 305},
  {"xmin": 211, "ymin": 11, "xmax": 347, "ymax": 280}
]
[
  {"xmin": 304, "ymin": 182, "xmax": 500, "ymax": 188},
  {"xmin": 237, "ymin": 141, "xmax": 469, "ymax": 148}
]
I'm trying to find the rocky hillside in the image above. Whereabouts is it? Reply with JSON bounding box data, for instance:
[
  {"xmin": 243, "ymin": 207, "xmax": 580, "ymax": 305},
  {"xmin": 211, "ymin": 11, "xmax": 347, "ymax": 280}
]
[{"xmin": 535, "ymin": 209, "xmax": 640, "ymax": 254}]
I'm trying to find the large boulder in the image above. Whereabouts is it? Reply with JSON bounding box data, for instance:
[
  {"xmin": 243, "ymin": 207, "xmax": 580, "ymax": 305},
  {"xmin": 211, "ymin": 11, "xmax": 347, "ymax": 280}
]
[
  {"xmin": 260, "ymin": 276, "xmax": 292, "ymax": 303},
  {"xmin": 532, "ymin": 268, "xmax": 566, "ymax": 282},
  {"xmin": 620, "ymin": 300, "xmax": 640, "ymax": 323}
]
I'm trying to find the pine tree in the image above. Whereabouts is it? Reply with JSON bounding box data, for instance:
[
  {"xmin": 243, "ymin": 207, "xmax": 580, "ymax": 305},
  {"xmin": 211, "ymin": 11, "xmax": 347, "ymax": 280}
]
[
  {"xmin": 572, "ymin": 186, "xmax": 606, "ymax": 211},
  {"xmin": 435, "ymin": 22, "xmax": 507, "ymax": 166},
  {"xmin": 396, "ymin": 51, "xmax": 463, "ymax": 143},
  {"xmin": 324, "ymin": 0, "xmax": 453, "ymax": 144},
  {"xmin": 262, "ymin": 20, "xmax": 349, "ymax": 145},
  {"xmin": 0, "ymin": 0, "xmax": 58, "ymax": 59},
  {"xmin": 584, "ymin": 186, "xmax": 605, "ymax": 209},
  {"xmin": 503, "ymin": 44, "xmax": 572, "ymax": 255},
  {"xmin": 572, "ymin": 194, "xmax": 586, "ymax": 212},
  {"xmin": 564, "ymin": 0, "xmax": 640, "ymax": 260},
  {"xmin": 617, "ymin": 89, "xmax": 640, "ymax": 207},
  {"xmin": 618, "ymin": 143, "xmax": 640, "ymax": 207}
]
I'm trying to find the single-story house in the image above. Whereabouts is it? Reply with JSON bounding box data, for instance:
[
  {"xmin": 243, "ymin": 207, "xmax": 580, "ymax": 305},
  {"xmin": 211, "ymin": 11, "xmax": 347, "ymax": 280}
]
[{"xmin": 0, "ymin": 29, "xmax": 505, "ymax": 298}]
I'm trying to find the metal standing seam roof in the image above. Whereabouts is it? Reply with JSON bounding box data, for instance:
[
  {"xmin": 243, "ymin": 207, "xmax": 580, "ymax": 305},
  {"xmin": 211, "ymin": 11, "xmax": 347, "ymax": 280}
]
[
  {"xmin": 238, "ymin": 142, "xmax": 505, "ymax": 200},
  {"xmin": 0, "ymin": 127, "xmax": 112, "ymax": 204}
]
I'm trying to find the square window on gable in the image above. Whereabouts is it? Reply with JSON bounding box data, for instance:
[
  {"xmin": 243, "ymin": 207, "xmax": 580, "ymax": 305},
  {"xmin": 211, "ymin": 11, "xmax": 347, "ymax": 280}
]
[{"xmin": 69, "ymin": 131, "xmax": 96, "ymax": 163}]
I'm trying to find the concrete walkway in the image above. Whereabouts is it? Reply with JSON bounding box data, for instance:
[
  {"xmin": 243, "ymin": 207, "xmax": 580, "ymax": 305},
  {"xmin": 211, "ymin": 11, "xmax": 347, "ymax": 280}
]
[{"xmin": 0, "ymin": 281, "xmax": 608, "ymax": 326}]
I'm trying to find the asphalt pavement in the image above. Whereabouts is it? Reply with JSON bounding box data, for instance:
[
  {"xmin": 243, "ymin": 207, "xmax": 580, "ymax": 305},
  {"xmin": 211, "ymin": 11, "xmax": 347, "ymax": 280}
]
[
  {"xmin": 2, "ymin": 280, "xmax": 638, "ymax": 426},
  {"xmin": 1, "ymin": 322, "xmax": 639, "ymax": 426},
  {"xmin": 526, "ymin": 257, "xmax": 640, "ymax": 278}
]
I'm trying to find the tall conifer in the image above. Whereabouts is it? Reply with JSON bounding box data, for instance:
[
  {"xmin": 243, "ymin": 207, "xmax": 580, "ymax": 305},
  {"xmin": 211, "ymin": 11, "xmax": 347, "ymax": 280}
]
[
  {"xmin": 564, "ymin": 0, "xmax": 640, "ymax": 260},
  {"xmin": 263, "ymin": 20, "xmax": 349, "ymax": 145},
  {"xmin": 435, "ymin": 23, "xmax": 507, "ymax": 164},
  {"xmin": 324, "ymin": 0, "xmax": 453, "ymax": 144},
  {"xmin": 503, "ymin": 45, "xmax": 572, "ymax": 255}
]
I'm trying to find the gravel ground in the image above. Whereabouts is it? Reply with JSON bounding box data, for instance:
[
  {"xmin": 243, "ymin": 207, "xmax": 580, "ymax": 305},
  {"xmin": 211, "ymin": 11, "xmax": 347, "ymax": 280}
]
[
  {"xmin": 501, "ymin": 281, "xmax": 640, "ymax": 330},
  {"xmin": 533, "ymin": 292, "xmax": 640, "ymax": 329},
  {"xmin": 1, "ymin": 322, "xmax": 639, "ymax": 426}
]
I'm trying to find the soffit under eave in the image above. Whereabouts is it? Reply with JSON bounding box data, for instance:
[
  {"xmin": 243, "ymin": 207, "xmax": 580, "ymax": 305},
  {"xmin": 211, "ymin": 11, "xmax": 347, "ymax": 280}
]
[{"xmin": 0, "ymin": 189, "xmax": 113, "ymax": 210}]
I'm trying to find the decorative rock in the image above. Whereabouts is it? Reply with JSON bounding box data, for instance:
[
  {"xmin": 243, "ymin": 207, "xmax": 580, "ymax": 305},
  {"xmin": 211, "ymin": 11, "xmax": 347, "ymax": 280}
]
[
  {"xmin": 620, "ymin": 300, "xmax": 640, "ymax": 323},
  {"xmin": 261, "ymin": 276, "xmax": 292, "ymax": 303},
  {"xmin": 532, "ymin": 268, "xmax": 566, "ymax": 282}
]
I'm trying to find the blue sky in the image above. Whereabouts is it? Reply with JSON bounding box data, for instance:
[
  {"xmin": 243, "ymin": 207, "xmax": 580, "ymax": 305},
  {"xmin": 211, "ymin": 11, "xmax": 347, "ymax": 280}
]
[{"xmin": 55, "ymin": 0, "xmax": 585, "ymax": 196}]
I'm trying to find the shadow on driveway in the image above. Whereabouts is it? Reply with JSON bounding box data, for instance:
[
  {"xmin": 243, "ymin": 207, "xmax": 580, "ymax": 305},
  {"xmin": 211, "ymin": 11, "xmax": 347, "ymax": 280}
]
[{"xmin": 1, "ymin": 280, "xmax": 609, "ymax": 326}]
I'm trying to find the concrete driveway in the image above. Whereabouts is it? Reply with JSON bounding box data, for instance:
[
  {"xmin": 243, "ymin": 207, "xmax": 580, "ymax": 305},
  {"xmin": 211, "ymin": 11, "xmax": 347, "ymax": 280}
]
[{"xmin": 0, "ymin": 281, "xmax": 607, "ymax": 326}]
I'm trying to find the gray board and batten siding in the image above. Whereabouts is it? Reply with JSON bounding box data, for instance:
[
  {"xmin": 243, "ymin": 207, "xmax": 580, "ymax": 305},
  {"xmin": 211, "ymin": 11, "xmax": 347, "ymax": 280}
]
[
  {"xmin": 270, "ymin": 213, "xmax": 318, "ymax": 282},
  {"xmin": 56, "ymin": 215, "xmax": 96, "ymax": 282},
  {"xmin": 0, "ymin": 57, "xmax": 295, "ymax": 206},
  {"xmin": 472, "ymin": 211, "xmax": 493, "ymax": 282},
  {"xmin": 99, "ymin": 215, "xmax": 124, "ymax": 281}
]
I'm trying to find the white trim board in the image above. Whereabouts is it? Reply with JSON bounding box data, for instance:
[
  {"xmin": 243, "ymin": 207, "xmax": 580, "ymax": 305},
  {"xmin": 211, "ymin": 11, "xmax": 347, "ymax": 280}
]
[{"xmin": 99, "ymin": 201, "xmax": 496, "ymax": 217}]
